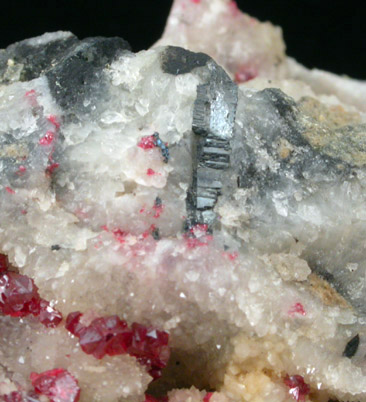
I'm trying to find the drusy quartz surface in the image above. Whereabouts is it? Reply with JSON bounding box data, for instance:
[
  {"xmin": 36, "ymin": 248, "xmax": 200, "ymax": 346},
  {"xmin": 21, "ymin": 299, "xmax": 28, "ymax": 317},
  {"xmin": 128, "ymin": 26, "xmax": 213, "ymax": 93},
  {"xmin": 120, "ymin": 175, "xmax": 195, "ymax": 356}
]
[{"xmin": 1, "ymin": 1, "xmax": 366, "ymax": 402}]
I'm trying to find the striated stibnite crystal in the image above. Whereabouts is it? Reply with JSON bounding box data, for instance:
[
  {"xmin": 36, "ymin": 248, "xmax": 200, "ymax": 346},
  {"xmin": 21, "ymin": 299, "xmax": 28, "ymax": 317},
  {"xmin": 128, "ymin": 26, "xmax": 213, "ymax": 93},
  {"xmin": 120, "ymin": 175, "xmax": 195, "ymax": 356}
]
[
  {"xmin": 65, "ymin": 312, "xmax": 170, "ymax": 379},
  {"xmin": 30, "ymin": 368, "xmax": 80, "ymax": 402}
]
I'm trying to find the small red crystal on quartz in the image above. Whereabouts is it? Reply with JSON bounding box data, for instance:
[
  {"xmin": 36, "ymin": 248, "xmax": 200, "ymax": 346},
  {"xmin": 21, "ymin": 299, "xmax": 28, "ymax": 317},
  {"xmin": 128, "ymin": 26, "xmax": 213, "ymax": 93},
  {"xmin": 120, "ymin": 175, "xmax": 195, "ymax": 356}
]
[
  {"xmin": 288, "ymin": 303, "xmax": 306, "ymax": 317},
  {"xmin": 16, "ymin": 165, "xmax": 27, "ymax": 176},
  {"xmin": 138, "ymin": 135, "xmax": 156, "ymax": 150},
  {"xmin": 2, "ymin": 391, "xmax": 23, "ymax": 402},
  {"xmin": 65, "ymin": 312, "xmax": 170, "ymax": 380},
  {"xmin": 203, "ymin": 392, "xmax": 214, "ymax": 402},
  {"xmin": 190, "ymin": 224, "xmax": 208, "ymax": 234},
  {"xmin": 30, "ymin": 368, "xmax": 80, "ymax": 402},
  {"xmin": 39, "ymin": 131, "xmax": 55, "ymax": 146},
  {"xmin": 25, "ymin": 89, "xmax": 36, "ymax": 98},
  {"xmin": 5, "ymin": 187, "xmax": 15, "ymax": 195},
  {"xmin": 284, "ymin": 375, "xmax": 310, "ymax": 402},
  {"xmin": 147, "ymin": 168, "xmax": 157, "ymax": 176},
  {"xmin": 46, "ymin": 163, "xmax": 60, "ymax": 176},
  {"xmin": 153, "ymin": 198, "xmax": 164, "ymax": 218},
  {"xmin": 234, "ymin": 64, "xmax": 258, "ymax": 84},
  {"xmin": 138, "ymin": 133, "xmax": 169, "ymax": 163},
  {"xmin": 222, "ymin": 251, "xmax": 238, "ymax": 261},
  {"xmin": 0, "ymin": 254, "xmax": 9, "ymax": 273},
  {"xmin": 112, "ymin": 229, "xmax": 128, "ymax": 244},
  {"xmin": 25, "ymin": 90, "xmax": 38, "ymax": 108},
  {"xmin": 184, "ymin": 224, "xmax": 212, "ymax": 249},
  {"xmin": 47, "ymin": 115, "xmax": 61, "ymax": 129}
]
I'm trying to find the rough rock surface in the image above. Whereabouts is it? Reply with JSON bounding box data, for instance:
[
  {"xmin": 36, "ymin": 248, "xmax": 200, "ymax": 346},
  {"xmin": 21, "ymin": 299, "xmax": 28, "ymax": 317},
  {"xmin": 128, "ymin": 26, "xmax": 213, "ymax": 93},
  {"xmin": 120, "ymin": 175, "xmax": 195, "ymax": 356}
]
[{"xmin": 1, "ymin": 1, "xmax": 366, "ymax": 401}]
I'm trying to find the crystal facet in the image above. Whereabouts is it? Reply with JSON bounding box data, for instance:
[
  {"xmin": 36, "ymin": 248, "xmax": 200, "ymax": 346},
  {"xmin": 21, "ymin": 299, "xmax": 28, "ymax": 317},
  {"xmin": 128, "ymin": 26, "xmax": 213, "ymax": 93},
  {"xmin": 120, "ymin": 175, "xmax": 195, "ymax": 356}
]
[
  {"xmin": 30, "ymin": 369, "xmax": 80, "ymax": 402},
  {"xmin": 65, "ymin": 312, "xmax": 170, "ymax": 380}
]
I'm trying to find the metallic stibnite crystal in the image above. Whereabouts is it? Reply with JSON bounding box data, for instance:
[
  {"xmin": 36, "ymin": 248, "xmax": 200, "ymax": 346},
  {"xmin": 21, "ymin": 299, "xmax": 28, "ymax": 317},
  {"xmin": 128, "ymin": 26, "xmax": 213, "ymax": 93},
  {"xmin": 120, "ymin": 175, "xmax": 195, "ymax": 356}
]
[{"xmin": 188, "ymin": 62, "xmax": 238, "ymax": 228}]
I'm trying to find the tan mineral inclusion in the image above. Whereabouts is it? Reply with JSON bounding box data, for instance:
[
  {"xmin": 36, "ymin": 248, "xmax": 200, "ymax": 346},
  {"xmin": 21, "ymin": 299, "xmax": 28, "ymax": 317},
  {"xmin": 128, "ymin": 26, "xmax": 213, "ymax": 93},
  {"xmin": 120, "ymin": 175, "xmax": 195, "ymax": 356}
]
[{"xmin": 1, "ymin": 0, "xmax": 366, "ymax": 401}]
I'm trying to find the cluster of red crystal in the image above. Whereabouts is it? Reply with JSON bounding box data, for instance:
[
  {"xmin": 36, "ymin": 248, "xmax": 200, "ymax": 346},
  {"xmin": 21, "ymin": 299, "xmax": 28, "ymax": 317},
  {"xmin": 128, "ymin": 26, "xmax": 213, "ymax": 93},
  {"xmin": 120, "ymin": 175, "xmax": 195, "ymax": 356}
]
[
  {"xmin": 30, "ymin": 368, "xmax": 80, "ymax": 402},
  {"xmin": 138, "ymin": 135, "xmax": 156, "ymax": 150},
  {"xmin": 1, "ymin": 391, "xmax": 24, "ymax": 402},
  {"xmin": 183, "ymin": 224, "xmax": 213, "ymax": 249},
  {"xmin": 284, "ymin": 375, "xmax": 311, "ymax": 402},
  {"xmin": 0, "ymin": 254, "xmax": 62, "ymax": 327},
  {"xmin": 66, "ymin": 312, "xmax": 170, "ymax": 380},
  {"xmin": 1, "ymin": 369, "xmax": 79, "ymax": 402}
]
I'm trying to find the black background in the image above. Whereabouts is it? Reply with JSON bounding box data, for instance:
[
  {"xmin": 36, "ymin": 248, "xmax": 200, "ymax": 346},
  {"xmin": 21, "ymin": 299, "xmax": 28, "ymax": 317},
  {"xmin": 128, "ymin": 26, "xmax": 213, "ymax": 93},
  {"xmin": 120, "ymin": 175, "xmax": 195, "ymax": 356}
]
[{"xmin": 0, "ymin": 0, "xmax": 365, "ymax": 79}]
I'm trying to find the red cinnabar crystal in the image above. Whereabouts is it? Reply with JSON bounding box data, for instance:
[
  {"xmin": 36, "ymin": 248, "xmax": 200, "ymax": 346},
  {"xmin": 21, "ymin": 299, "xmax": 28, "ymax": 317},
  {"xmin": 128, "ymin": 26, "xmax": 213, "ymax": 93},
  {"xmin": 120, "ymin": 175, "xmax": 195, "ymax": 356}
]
[
  {"xmin": 284, "ymin": 375, "xmax": 310, "ymax": 402},
  {"xmin": 234, "ymin": 65, "xmax": 257, "ymax": 84},
  {"xmin": 0, "ymin": 254, "xmax": 9, "ymax": 273},
  {"xmin": 129, "ymin": 323, "xmax": 170, "ymax": 380},
  {"xmin": 39, "ymin": 131, "xmax": 55, "ymax": 146},
  {"xmin": 0, "ymin": 267, "xmax": 62, "ymax": 327},
  {"xmin": 46, "ymin": 163, "xmax": 60, "ymax": 176},
  {"xmin": 47, "ymin": 115, "xmax": 61, "ymax": 129},
  {"xmin": 65, "ymin": 312, "xmax": 170, "ymax": 380},
  {"xmin": 0, "ymin": 272, "xmax": 41, "ymax": 317},
  {"xmin": 5, "ymin": 187, "xmax": 15, "ymax": 195},
  {"xmin": 288, "ymin": 302, "xmax": 306, "ymax": 317},
  {"xmin": 183, "ymin": 224, "xmax": 213, "ymax": 249},
  {"xmin": 112, "ymin": 229, "xmax": 128, "ymax": 243},
  {"xmin": 38, "ymin": 300, "xmax": 63, "ymax": 328},
  {"xmin": 138, "ymin": 135, "xmax": 156, "ymax": 150},
  {"xmin": 65, "ymin": 311, "xmax": 84, "ymax": 336},
  {"xmin": 203, "ymin": 392, "xmax": 214, "ymax": 402},
  {"xmin": 80, "ymin": 316, "xmax": 131, "ymax": 359},
  {"xmin": 30, "ymin": 368, "xmax": 80, "ymax": 402},
  {"xmin": 2, "ymin": 391, "xmax": 23, "ymax": 402},
  {"xmin": 147, "ymin": 168, "xmax": 157, "ymax": 176}
]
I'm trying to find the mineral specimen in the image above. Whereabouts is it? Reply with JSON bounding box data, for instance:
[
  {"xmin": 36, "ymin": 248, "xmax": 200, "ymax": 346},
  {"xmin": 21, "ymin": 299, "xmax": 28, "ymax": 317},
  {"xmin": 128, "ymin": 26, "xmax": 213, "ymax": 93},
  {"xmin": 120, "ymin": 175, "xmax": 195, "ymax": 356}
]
[{"xmin": 1, "ymin": 0, "xmax": 366, "ymax": 401}]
